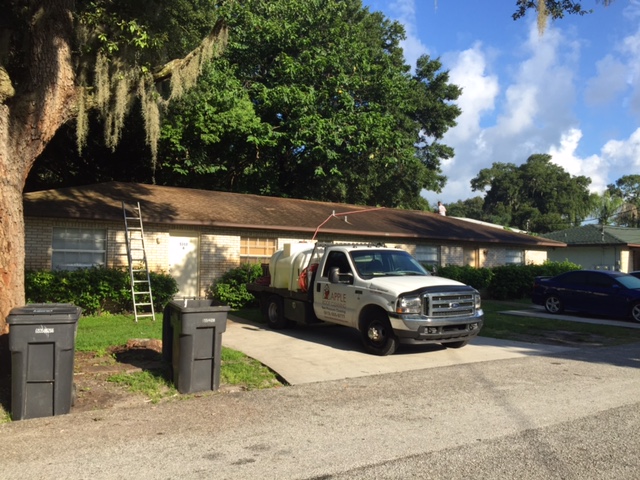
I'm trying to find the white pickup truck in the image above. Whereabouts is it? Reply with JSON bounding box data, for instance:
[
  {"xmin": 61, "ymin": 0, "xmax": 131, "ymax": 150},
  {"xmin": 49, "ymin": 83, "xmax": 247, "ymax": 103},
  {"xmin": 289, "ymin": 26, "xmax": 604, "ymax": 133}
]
[{"xmin": 247, "ymin": 243, "xmax": 484, "ymax": 355}]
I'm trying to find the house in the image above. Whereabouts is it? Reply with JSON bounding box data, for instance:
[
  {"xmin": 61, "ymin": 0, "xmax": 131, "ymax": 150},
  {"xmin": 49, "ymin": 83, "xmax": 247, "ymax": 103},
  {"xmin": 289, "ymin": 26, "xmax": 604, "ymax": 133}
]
[
  {"xmin": 541, "ymin": 224, "xmax": 640, "ymax": 272},
  {"xmin": 23, "ymin": 182, "xmax": 565, "ymax": 297}
]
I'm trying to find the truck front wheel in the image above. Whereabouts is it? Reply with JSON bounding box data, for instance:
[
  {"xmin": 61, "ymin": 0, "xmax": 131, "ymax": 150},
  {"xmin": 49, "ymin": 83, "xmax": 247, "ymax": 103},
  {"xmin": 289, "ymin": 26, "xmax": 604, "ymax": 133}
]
[
  {"xmin": 266, "ymin": 295, "xmax": 288, "ymax": 329},
  {"xmin": 360, "ymin": 314, "xmax": 397, "ymax": 356}
]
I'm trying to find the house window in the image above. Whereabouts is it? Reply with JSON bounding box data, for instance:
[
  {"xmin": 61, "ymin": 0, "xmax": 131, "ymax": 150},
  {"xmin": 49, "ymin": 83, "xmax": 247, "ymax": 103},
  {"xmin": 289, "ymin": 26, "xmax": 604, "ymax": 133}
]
[
  {"xmin": 52, "ymin": 227, "xmax": 106, "ymax": 270},
  {"xmin": 415, "ymin": 245, "xmax": 440, "ymax": 269},
  {"xmin": 505, "ymin": 249, "xmax": 524, "ymax": 265},
  {"xmin": 240, "ymin": 237, "xmax": 277, "ymax": 263}
]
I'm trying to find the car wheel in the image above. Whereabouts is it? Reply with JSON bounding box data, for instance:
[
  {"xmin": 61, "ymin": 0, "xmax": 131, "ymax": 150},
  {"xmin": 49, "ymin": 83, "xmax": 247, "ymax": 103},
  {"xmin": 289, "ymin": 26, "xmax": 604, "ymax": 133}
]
[
  {"xmin": 544, "ymin": 295, "xmax": 564, "ymax": 314},
  {"xmin": 360, "ymin": 313, "xmax": 397, "ymax": 356},
  {"xmin": 443, "ymin": 340, "xmax": 468, "ymax": 349},
  {"xmin": 631, "ymin": 303, "xmax": 640, "ymax": 323},
  {"xmin": 266, "ymin": 295, "xmax": 288, "ymax": 329}
]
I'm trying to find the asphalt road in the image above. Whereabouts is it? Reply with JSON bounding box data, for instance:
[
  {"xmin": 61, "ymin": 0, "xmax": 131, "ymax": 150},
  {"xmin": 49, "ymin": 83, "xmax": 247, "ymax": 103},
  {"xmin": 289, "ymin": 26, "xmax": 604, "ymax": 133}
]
[{"xmin": 1, "ymin": 341, "xmax": 639, "ymax": 479}]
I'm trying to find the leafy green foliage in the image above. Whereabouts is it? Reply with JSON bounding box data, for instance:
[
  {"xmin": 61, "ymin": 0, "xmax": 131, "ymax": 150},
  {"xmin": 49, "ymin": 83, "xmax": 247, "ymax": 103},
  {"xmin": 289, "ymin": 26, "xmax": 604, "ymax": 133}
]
[
  {"xmin": 435, "ymin": 261, "xmax": 581, "ymax": 300},
  {"xmin": 512, "ymin": 1, "xmax": 613, "ymax": 22},
  {"xmin": 606, "ymin": 174, "xmax": 640, "ymax": 227},
  {"xmin": 208, "ymin": 263, "xmax": 264, "ymax": 309},
  {"xmin": 156, "ymin": 0, "xmax": 461, "ymax": 208},
  {"xmin": 487, "ymin": 260, "xmax": 581, "ymax": 300},
  {"xmin": 435, "ymin": 265, "xmax": 493, "ymax": 291},
  {"xmin": 469, "ymin": 154, "xmax": 595, "ymax": 233},
  {"xmin": 25, "ymin": 268, "xmax": 178, "ymax": 316}
]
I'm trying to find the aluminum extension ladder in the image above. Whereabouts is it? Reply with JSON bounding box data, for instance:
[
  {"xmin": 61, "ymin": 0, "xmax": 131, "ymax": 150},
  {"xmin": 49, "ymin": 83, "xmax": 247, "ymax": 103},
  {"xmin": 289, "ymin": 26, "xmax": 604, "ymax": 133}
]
[{"xmin": 122, "ymin": 201, "xmax": 155, "ymax": 322}]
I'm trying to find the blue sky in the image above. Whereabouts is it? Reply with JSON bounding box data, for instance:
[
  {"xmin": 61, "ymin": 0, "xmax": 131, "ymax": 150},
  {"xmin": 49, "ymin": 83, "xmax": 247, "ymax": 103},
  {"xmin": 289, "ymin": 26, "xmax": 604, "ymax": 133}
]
[{"xmin": 361, "ymin": 0, "xmax": 640, "ymax": 208}]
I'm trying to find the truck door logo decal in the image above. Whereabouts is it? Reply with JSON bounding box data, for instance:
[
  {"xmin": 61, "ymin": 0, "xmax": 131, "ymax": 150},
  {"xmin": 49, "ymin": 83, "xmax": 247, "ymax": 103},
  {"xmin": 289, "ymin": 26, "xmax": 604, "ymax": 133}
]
[{"xmin": 321, "ymin": 284, "xmax": 347, "ymax": 321}]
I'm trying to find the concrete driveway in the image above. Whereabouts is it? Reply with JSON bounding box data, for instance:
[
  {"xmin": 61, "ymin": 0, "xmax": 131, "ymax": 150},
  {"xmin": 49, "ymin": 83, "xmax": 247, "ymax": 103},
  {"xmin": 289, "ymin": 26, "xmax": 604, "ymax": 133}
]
[
  {"xmin": 222, "ymin": 314, "xmax": 576, "ymax": 385},
  {"xmin": 222, "ymin": 305, "xmax": 640, "ymax": 385}
]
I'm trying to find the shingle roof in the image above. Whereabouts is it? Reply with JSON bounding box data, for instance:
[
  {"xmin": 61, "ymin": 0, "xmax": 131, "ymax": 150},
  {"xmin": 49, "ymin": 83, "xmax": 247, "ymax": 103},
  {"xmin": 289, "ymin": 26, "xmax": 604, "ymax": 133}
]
[
  {"xmin": 541, "ymin": 224, "xmax": 640, "ymax": 247},
  {"xmin": 23, "ymin": 182, "xmax": 564, "ymax": 248}
]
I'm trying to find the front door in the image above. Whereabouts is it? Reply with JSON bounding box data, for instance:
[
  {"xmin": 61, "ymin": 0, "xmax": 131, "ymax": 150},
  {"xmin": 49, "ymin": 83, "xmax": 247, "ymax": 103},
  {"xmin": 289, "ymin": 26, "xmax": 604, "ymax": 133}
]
[
  {"xmin": 169, "ymin": 232, "xmax": 199, "ymax": 298},
  {"xmin": 464, "ymin": 247, "xmax": 479, "ymax": 268}
]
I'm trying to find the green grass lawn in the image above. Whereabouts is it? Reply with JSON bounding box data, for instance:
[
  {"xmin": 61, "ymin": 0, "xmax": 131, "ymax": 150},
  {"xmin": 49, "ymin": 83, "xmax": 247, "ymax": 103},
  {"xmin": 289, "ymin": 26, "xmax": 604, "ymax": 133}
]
[
  {"xmin": 2, "ymin": 300, "xmax": 639, "ymax": 424},
  {"xmin": 482, "ymin": 299, "xmax": 640, "ymax": 345}
]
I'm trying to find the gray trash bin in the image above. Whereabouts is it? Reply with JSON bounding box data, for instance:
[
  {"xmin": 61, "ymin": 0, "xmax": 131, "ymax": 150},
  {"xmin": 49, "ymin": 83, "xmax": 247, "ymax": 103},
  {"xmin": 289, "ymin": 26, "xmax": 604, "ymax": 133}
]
[
  {"xmin": 7, "ymin": 303, "xmax": 81, "ymax": 420},
  {"xmin": 163, "ymin": 299, "xmax": 230, "ymax": 394}
]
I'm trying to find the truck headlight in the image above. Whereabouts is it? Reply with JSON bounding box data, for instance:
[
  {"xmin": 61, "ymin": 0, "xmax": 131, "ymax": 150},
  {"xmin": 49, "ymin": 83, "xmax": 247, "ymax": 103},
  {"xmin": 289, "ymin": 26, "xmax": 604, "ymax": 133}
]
[
  {"xmin": 396, "ymin": 295, "xmax": 422, "ymax": 314},
  {"xmin": 475, "ymin": 294, "xmax": 482, "ymax": 310}
]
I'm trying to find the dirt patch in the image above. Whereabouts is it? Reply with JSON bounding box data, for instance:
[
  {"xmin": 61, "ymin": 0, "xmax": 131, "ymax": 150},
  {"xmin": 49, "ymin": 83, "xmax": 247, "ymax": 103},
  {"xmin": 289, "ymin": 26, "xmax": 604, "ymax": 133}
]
[
  {"xmin": 0, "ymin": 339, "xmax": 253, "ymax": 417},
  {"xmin": 72, "ymin": 339, "xmax": 168, "ymax": 413}
]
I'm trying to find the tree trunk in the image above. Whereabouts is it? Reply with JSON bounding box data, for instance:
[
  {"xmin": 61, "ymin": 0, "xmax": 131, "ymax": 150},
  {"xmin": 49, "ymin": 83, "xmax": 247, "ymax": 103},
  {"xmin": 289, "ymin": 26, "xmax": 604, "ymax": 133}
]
[{"xmin": 0, "ymin": 1, "xmax": 77, "ymax": 334}]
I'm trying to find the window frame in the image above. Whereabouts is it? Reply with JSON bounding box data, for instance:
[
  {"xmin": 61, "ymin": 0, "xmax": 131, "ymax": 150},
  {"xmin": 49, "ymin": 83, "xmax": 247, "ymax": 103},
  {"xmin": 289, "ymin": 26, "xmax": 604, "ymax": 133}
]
[
  {"xmin": 240, "ymin": 237, "xmax": 277, "ymax": 263},
  {"xmin": 51, "ymin": 227, "xmax": 107, "ymax": 271},
  {"xmin": 414, "ymin": 245, "xmax": 440, "ymax": 268},
  {"xmin": 504, "ymin": 249, "xmax": 524, "ymax": 265}
]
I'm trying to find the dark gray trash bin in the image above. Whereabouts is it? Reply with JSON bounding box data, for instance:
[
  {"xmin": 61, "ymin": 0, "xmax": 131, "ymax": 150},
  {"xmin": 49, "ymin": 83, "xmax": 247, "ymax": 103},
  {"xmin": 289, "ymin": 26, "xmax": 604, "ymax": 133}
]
[
  {"xmin": 7, "ymin": 304, "xmax": 81, "ymax": 420},
  {"xmin": 163, "ymin": 299, "xmax": 230, "ymax": 394}
]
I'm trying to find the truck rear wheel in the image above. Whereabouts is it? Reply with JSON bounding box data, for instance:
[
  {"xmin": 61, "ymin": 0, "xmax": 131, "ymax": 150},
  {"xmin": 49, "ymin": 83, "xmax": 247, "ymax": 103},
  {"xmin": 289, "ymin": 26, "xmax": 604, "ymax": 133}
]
[
  {"xmin": 360, "ymin": 313, "xmax": 397, "ymax": 356},
  {"xmin": 266, "ymin": 295, "xmax": 288, "ymax": 329}
]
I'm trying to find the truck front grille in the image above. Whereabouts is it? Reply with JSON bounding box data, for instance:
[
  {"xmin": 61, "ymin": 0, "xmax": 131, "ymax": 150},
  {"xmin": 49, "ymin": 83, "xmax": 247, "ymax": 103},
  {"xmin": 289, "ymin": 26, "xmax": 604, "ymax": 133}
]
[{"xmin": 423, "ymin": 292, "xmax": 476, "ymax": 318}]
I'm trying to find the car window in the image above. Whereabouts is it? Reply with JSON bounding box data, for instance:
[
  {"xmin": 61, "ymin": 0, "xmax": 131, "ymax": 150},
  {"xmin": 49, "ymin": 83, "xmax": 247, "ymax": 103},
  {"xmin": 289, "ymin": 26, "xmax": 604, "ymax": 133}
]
[
  {"xmin": 557, "ymin": 271, "xmax": 588, "ymax": 285},
  {"xmin": 588, "ymin": 272, "xmax": 615, "ymax": 288},
  {"xmin": 616, "ymin": 274, "xmax": 640, "ymax": 289}
]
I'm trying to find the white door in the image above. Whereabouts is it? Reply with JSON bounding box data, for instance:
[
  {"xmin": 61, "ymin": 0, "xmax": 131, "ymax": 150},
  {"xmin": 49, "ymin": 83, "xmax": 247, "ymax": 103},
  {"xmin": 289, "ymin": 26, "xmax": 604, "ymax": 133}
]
[{"xmin": 169, "ymin": 233, "xmax": 199, "ymax": 298}]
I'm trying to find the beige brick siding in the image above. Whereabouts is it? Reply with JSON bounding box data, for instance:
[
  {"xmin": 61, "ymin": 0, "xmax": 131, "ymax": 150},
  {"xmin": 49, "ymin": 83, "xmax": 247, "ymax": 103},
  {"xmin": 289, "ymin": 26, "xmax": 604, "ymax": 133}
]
[{"xmin": 25, "ymin": 217, "xmax": 548, "ymax": 298}]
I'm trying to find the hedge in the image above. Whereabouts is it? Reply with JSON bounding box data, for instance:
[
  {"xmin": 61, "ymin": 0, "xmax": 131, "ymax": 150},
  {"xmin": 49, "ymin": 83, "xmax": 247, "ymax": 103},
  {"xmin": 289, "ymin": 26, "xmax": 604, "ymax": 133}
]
[{"xmin": 25, "ymin": 267, "xmax": 178, "ymax": 316}]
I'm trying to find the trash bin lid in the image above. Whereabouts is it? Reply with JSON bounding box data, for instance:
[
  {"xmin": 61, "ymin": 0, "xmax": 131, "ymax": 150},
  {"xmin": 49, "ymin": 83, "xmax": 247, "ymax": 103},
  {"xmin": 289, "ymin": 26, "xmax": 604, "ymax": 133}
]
[{"xmin": 7, "ymin": 303, "xmax": 82, "ymax": 324}]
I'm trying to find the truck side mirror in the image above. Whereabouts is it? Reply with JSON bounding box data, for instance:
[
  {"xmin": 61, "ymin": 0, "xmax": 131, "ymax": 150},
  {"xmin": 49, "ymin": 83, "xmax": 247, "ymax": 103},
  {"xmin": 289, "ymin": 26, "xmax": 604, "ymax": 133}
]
[{"xmin": 329, "ymin": 267, "xmax": 340, "ymax": 283}]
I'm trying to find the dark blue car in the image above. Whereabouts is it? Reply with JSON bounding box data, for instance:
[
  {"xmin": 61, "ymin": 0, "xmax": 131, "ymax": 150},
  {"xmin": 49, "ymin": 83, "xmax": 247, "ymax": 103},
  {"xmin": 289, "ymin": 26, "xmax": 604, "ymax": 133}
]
[{"xmin": 532, "ymin": 269, "xmax": 640, "ymax": 323}]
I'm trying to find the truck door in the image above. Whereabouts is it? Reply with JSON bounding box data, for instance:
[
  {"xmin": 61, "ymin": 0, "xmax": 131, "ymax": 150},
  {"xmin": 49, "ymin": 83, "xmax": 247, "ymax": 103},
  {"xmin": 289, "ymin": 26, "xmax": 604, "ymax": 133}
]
[{"xmin": 314, "ymin": 251, "xmax": 356, "ymax": 326}]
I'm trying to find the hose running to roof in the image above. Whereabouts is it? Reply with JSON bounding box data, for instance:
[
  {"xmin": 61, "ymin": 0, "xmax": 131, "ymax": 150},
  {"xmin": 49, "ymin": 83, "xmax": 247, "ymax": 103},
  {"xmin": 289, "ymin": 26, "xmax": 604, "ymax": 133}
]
[{"xmin": 311, "ymin": 207, "xmax": 385, "ymax": 241}]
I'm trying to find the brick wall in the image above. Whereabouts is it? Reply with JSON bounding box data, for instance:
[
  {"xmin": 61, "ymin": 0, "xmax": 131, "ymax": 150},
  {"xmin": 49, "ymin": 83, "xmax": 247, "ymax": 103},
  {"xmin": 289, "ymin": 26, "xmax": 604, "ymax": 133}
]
[{"xmin": 25, "ymin": 217, "xmax": 548, "ymax": 298}]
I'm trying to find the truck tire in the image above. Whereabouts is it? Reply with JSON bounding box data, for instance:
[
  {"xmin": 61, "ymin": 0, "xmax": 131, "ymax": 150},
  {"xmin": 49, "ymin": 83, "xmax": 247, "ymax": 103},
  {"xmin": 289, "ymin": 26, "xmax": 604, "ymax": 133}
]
[
  {"xmin": 360, "ymin": 313, "xmax": 397, "ymax": 356},
  {"xmin": 266, "ymin": 295, "xmax": 288, "ymax": 329}
]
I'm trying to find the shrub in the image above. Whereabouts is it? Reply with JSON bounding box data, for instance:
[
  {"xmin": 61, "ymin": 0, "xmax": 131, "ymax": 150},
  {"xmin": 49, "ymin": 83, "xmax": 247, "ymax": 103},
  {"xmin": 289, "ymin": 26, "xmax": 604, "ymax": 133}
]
[
  {"xmin": 434, "ymin": 261, "xmax": 580, "ymax": 300},
  {"xmin": 208, "ymin": 263, "xmax": 264, "ymax": 309},
  {"xmin": 487, "ymin": 260, "xmax": 580, "ymax": 300},
  {"xmin": 435, "ymin": 265, "xmax": 493, "ymax": 291},
  {"xmin": 25, "ymin": 267, "xmax": 178, "ymax": 315}
]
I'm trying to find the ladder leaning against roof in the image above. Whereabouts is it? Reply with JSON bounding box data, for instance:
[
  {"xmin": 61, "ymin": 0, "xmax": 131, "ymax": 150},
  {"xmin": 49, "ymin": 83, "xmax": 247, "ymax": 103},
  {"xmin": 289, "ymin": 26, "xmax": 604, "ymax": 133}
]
[{"xmin": 122, "ymin": 201, "xmax": 155, "ymax": 322}]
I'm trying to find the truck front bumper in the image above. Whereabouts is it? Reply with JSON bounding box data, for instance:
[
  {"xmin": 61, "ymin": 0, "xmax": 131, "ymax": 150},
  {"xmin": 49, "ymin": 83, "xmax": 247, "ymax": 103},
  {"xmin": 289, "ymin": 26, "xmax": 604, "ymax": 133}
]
[{"xmin": 389, "ymin": 311, "xmax": 484, "ymax": 344}]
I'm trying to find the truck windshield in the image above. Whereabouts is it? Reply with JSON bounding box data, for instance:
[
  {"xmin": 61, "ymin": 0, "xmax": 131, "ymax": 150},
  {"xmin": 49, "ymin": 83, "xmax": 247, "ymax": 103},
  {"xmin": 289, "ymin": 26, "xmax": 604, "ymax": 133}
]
[{"xmin": 350, "ymin": 250, "xmax": 428, "ymax": 278}]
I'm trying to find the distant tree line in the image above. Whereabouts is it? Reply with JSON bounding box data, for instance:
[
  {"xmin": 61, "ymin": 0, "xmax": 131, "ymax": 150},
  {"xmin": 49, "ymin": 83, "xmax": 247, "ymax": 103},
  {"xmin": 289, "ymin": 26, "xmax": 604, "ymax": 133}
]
[{"xmin": 445, "ymin": 157, "xmax": 640, "ymax": 233}]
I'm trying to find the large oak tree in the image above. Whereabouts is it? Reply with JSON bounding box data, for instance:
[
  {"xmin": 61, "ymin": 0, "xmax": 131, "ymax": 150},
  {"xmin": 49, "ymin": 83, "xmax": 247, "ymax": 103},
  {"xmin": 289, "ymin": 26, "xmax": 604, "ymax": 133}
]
[
  {"xmin": 0, "ymin": 0, "xmax": 228, "ymax": 331},
  {"xmin": 470, "ymin": 154, "xmax": 595, "ymax": 233}
]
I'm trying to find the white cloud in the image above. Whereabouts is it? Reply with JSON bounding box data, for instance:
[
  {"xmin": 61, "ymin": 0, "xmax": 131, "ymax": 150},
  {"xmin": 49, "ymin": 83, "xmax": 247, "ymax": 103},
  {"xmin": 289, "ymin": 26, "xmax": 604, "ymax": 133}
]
[
  {"xmin": 584, "ymin": 55, "xmax": 629, "ymax": 106},
  {"xmin": 446, "ymin": 43, "xmax": 499, "ymax": 142},
  {"xmin": 496, "ymin": 25, "xmax": 577, "ymax": 136},
  {"xmin": 432, "ymin": 22, "xmax": 582, "ymax": 204},
  {"xmin": 387, "ymin": 0, "xmax": 429, "ymax": 69},
  {"xmin": 547, "ymin": 128, "xmax": 607, "ymax": 193},
  {"xmin": 601, "ymin": 127, "xmax": 640, "ymax": 169},
  {"xmin": 584, "ymin": 26, "xmax": 640, "ymax": 115}
]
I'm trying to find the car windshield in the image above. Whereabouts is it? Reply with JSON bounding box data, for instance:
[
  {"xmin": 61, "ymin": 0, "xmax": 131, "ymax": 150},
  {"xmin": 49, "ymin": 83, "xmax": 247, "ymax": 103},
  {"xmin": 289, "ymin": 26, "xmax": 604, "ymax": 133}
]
[
  {"xmin": 351, "ymin": 250, "xmax": 428, "ymax": 278},
  {"xmin": 616, "ymin": 274, "xmax": 640, "ymax": 289}
]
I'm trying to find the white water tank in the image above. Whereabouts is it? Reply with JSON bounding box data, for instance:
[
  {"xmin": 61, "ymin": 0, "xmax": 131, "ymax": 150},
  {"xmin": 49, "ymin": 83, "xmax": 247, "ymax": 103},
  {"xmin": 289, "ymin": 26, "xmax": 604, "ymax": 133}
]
[{"xmin": 269, "ymin": 243, "xmax": 314, "ymax": 290}]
